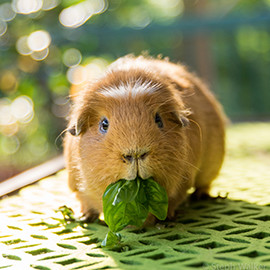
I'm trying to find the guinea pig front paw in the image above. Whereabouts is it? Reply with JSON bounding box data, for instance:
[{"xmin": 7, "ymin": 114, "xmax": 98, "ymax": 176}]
[
  {"xmin": 80, "ymin": 209, "xmax": 99, "ymax": 223},
  {"xmin": 190, "ymin": 187, "xmax": 211, "ymax": 201}
]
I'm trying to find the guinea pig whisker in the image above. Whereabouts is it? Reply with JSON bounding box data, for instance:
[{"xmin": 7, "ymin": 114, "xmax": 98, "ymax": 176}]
[
  {"xmin": 180, "ymin": 159, "xmax": 200, "ymax": 171},
  {"xmin": 189, "ymin": 119, "xmax": 203, "ymax": 143},
  {"xmin": 54, "ymin": 128, "xmax": 70, "ymax": 149},
  {"xmin": 158, "ymin": 125, "xmax": 179, "ymax": 138},
  {"xmin": 155, "ymin": 140, "xmax": 200, "ymax": 172}
]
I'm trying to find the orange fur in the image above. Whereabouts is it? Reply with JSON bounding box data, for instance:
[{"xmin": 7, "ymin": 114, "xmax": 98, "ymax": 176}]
[{"xmin": 64, "ymin": 55, "xmax": 226, "ymax": 222}]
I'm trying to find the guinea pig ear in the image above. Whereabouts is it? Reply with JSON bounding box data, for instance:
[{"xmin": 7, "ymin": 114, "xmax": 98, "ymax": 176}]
[
  {"xmin": 180, "ymin": 116, "xmax": 190, "ymax": 127},
  {"xmin": 68, "ymin": 106, "xmax": 97, "ymax": 136},
  {"xmin": 67, "ymin": 113, "xmax": 87, "ymax": 136},
  {"xmin": 169, "ymin": 111, "xmax": 190, "ymax": 127},
  {"xmin": 67, "ymin": 123, "xmax": 82, "ymax": 136}
]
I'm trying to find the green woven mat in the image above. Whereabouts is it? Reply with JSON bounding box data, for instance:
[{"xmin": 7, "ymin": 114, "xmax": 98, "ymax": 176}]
[{"xmin": 1, "ymin": 123, "xmax": 270, "ymax": 270}]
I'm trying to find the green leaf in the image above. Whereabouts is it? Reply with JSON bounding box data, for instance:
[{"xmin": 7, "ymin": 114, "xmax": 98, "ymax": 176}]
[
  {"xmin": 103, "ymin": 179, "xmax": 148, "ymax": 232},
  {"xmin": 103, "ymin": 200, "xmax": 129, "ymax": 232},
  {"xmin": 102, "ymin": 179, "xmax": 125, "ymax": 211},
  {"xmin": 101, "ymin": 231, "xmax": 121, "ymax": 248},
  {"xmin": 143, "ymin": 178, "xmax": 168, "ymax": 220},
  {"xmin": 56, "ymin": 205, "xmax": 76, "ymax": 223},
  {"xmin": 103, "ymin": 180, "xmax": 128, "ymax": 232},
  {"xmin": 102, "ymin": 177, "xmax": 168, "ymax": 248},
  {"xmin": 113, "ymin": 178, "xmax": 140, "ymax": 205},
  {"xmin": 123, "ymin": 192, "xmax": 148, "ymax": 227}
]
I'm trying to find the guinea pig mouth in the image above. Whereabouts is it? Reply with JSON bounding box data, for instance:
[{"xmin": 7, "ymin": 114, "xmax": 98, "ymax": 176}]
[
  {"xmin": 135, "ymin": 170, "xmax": 155, "ymax": 181},
  {"xmin": 137, "ymin": 166, "xmax": 152, "ymax": 180},
  {"xmin": 119, "ymin": 175, "xmax": 154, "ymax": 182},
  {"xmin": 137, "ymin": 174, "xmax": 155, "ymax": 181}
]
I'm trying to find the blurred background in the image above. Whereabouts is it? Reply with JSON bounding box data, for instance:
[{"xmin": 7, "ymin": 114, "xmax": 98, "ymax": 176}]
[{"xmin": 0, "ymin": 0, "xmax": 270, "ymax": 181}]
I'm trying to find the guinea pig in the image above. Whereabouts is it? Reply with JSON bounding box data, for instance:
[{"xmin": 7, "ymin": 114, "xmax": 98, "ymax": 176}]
[{"xmin": 64, "ymin": 55, "xmax": 226, "ymax": 223}]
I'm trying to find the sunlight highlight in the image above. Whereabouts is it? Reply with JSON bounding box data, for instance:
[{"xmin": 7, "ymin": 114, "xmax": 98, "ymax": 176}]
[
  {"xmin": 31, "ymin": 48, "xmax": 49, "ymax": 61},
  {"xmin": 0, "ymin": 96, "xmax": 34, "ymax": 139},
  {"xmin": 27, "ymin": 30, "xmax": 51, "ymax": 52},
  {"xmin": 12, "ymin": 0, "xmax": 43, "ymax": 14},
  {"xmin": 148, "ymin": 0, "xmax": 184, "ymax": 18},
  {"xmin": 0, "ymin": 3, "xmax": 16, "ymax": 22},
  {"xmin": 59, "ymin": 0, "xmax": 107, "ymax": 28},
  {"xmin": 11, "ymin": 96, "xmax": 34, "ymax": 124},
  {"xmin": 16, "ymin": 36, "xmax": 32, "ymax": 55},
  {"xmin": 67, "ymin": 57, "xmax": 109, "ymax": 97},
  {"xmin": 42, "ymin": 0, "xmax": 59, "ymax": 11},
  {"xmin": 16, "ymin": 30, "xmax": 51, "ymax": 61},
  {"xmin": 63, "ymin": 48, "xmax": 82, "ymax": 67},
  {"xmin": 67, "ymin": 58, "xmax": 109, "ymax": 85},
  {"xmin": 0, "ymin": 20, "xmax": 7, "ymax": 37}
]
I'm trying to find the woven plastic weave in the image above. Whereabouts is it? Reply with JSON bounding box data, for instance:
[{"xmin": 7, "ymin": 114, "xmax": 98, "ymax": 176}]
[{"xmin": 1, "ymin": 123, "xmax": 270, "ymax": 270}]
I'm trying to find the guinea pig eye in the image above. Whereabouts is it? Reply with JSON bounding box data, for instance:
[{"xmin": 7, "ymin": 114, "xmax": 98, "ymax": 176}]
[
  {"xmin": 99, "ymin": 117, "xmax": 109, "ymax": 134},
  {"xmin": 155, "ymin": 113, "xmax": 163, "ymax": 128}
]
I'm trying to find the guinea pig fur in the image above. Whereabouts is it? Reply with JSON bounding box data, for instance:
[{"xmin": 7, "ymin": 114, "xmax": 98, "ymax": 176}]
[{"xmin": 64, "ymin": 55, "xmax": 226, "ymax": 223}]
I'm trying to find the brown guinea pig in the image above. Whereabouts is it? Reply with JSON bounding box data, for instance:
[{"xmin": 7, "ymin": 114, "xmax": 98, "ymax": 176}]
[{"xmin": 64, "ymin": 55, "xmax": 226, "ymax": 223}]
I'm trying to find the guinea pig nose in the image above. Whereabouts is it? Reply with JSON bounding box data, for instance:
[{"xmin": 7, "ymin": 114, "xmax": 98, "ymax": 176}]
[
  {"xmin": 122, "ymin": 154, "xmax": 134, "ymax": 163},
  {"xmin": 122, "ymin": 151, "xmax": 149, "ymax": 163},
  {"xmin": 139, "ymin": 151, "xmax": 149, "ymax": 160}
]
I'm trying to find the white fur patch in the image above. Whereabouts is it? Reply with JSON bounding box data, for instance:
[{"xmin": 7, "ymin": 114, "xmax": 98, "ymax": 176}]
[{"xmin": 100, "ymin": 80, "xmax": 160, "ymax": 98}]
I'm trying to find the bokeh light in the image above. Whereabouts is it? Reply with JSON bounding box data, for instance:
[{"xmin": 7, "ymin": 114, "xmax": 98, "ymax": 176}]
[
  {"xmin": 1, "ymin": 136, "xmax": 20, "ymax": 155},
  {"xmin": 51, "ymin": 96, "xmax": 70, "ymax": 118},
  {"xmin": 130, "ymin": 8, "xmax": 151, "ymax": 29},
  {"xmin": 0, "ymin": 95, "xmax": 34, "ymax": 139},
  {"xmin": 16, "ymin": 36, "xmax": 32, "ymax": 55},
  {"xmin": 0, "ymin": 99, "xmax": 18, "ymax": 137},
  {"xmin": 0, "ymin": 99, "xmax": 16, "ymax": 127},
  {"xmin": 42, "ymin": 0, "xmax": 59, "ymax": 11},
  {"xmin": 149, "ymin": 0, "xmax": 184, "ymax": 18},
  {"xmin": 84, "ymin": 58, "xmax": 109, "ymax": 81},
  {"xmin": 11, "ymin": 96, "xmax": 34, "ymax": 124},
  {"xmin": 0, "ymin": 71, "xmax": 18, "ymax": 93},
  {"xmin": 16, "ymin": 30, "xmax": 51, "ymax": 61},
  {"xmin": 66, "ymin": 65, "xmax": 86, "ymax": 85},
  {"xmin": 0, "ymin": 20, "xmax": 7, "ymax": 37},
  {"xmin": 18, "ymin": 56, "xmax": 39, "ymax": 73},
  {"xmin": 67, "ymin": 58, "xmax": 109, "ymax": 85},
  {"xmin": 68, "ymin": 58, "xmax": 109, "ymax": 97},
  {"xmin": 62, "ymin": 48, "xmax": 82, "ymax": 67},
  {"xmin": 31, "ymin": 47, "xmax": 49, "ymax": 61},
  {"xmin": 27, "ymin": 30, "xmax": 51, "ymax": 52},
  {"xmin": 12, "ymin": 0, "xmax": 43, "ymax": 15},
  {"xmin": 0, "ymin": 3, "xmax": 16, "ymax": 22},
  {"xmin": 59, "ymin": 0, "xmax": 107, "ymax": 28}
]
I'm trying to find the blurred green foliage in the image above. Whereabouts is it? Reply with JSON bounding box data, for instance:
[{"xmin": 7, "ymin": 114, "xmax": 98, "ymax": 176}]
[{"xmin": 0, "ymin": 0, "xmax": 270, "ymax": 177}]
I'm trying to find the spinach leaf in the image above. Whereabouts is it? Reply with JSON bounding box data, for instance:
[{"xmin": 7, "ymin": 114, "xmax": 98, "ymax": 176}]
[
  {"xmin": 103, "ymin": 178, "xmax": 148, "ymax": 232},
  {"xmin": 143, "ymin": 178, "xmax": 168, "ymax": 220},
  {"xmin": 113, "ymin": 178, "xmax": 140, "ymax": 205},
  {"xmin": 101, "ymin": 231, "xmax": 121, "ymax": 248},
  {"xmin": 122, "ymin": 187, "xmax": 149, "ymax": 227},
  {"xmin": 102, "ymin": 177, "xmax": 168, "ymax": 248},
  {"xmin": 103, "ymin": 179, "xmax": 125, "ymax": 205}
]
